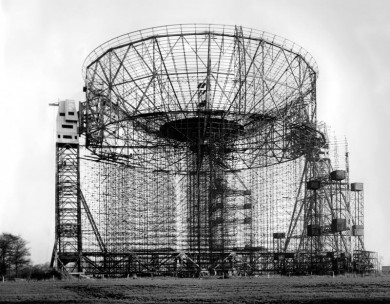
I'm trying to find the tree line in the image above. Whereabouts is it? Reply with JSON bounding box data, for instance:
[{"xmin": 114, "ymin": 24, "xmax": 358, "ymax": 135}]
[{"xmin": 0, "ymin": 233, "xmax": 58, "ymax": 280}]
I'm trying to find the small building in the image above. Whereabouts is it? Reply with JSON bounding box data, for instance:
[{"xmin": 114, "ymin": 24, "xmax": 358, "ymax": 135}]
[{"xmin": 56, "ymin": 99, "xmax": 79, "ymax": 144}]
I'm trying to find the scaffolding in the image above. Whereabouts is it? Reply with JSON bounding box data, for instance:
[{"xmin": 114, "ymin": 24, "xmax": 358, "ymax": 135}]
[{"xmin": 51, "ymin": 24, "xmax": 376, "ymax": 276}]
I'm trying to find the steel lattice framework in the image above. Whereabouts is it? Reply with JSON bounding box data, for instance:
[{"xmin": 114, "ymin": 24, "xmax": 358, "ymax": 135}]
[
  {"xmin": 51, "ymin": 24, "xmax": 376, "ymax": 276},
  {"xmin": 82, "ymin": 24, "xmax": 320, "ymax": 168}
]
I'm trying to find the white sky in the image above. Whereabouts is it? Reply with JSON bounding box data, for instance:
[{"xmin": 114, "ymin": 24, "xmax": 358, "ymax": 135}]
[{"xmin": 1, "ymin": 0, "xmax": 389, "ymax": 265}]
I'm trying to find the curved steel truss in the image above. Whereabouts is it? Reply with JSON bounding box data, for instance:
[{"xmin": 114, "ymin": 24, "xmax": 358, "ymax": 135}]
[{"xmin": 82, "ymin": 24, "xmax": 320, "ymax": 169}]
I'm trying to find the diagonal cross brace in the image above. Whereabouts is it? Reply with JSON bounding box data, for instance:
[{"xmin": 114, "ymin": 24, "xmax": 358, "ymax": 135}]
[{"xmin": 80, "ymin": 190, "xmax": 107, "ymax": 253}]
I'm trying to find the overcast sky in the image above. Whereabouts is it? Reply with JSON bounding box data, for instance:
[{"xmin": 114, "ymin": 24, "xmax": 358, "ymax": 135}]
[{"xmin": 1, "ymin": 0, "xmax": 389, "ymax": 265}]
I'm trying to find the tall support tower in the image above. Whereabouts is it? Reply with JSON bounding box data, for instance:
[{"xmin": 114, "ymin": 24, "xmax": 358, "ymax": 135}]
[
  {"xmin": 296, "ymin": 139, "xmax": 353, "ymax": 274},
  {"xmin": 350, "ymin": 182, "xmax": 376, "ymax": 273},
  {"xmin": 51, "ymin": 100, "xmax": 82, "ymax": 272},
  {"xmin": 351, "ymin": 182, "xmax": 364, "ymax": 251}
]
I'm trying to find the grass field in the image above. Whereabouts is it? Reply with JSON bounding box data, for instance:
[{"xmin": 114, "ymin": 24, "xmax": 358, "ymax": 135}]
[{"xmin": 1, "ymin": 275, "xmax": 390, "ymax": 303}]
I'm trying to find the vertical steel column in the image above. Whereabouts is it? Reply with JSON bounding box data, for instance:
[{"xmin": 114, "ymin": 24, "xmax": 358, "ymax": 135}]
[{"xmin": 52, "ymin": 143, "xmax": 82, "ymax": 272}]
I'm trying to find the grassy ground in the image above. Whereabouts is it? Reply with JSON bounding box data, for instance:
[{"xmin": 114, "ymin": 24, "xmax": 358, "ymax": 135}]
[{"xmin": 0, "ymin": 275, "xmax": 390, "ymax": 303}]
